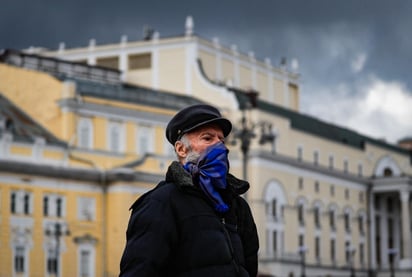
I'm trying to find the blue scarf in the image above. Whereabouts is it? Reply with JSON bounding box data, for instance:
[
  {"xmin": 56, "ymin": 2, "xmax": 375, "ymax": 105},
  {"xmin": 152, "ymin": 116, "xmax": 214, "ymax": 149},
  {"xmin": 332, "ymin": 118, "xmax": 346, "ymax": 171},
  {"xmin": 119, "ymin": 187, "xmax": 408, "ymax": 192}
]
[{"xmin": 183, "ymin": 142, "xmax": 230, "ymax": 213}]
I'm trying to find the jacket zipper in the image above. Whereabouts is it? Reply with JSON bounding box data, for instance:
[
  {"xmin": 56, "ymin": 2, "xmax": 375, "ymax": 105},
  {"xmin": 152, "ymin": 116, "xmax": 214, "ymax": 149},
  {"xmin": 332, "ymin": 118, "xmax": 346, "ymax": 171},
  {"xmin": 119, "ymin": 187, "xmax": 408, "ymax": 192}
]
[{"xmin": 221, "ymin": 217, "xmax": 240, "ymax": 275}]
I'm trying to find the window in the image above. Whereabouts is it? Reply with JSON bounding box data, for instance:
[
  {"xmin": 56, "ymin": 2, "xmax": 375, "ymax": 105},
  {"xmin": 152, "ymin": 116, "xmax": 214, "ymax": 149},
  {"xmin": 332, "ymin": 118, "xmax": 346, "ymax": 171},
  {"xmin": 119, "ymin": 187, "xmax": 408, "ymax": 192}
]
[
  {"xmin": 345, "ymin": 189, "xmax": 350, "ymax": 200},
  {"xmin": 314, "ymin": 181, "xmax": 319, "ymax": 193},
  {"xmin": 11, "ymin": 191, "xmax": 17, "ymax": 213},
  {"xmin": 358, "ymin": 215, "xmax": 365, "ymax": 235},
  {"xmin": 129, "ymin": 53, "xmax": 151, "ymax": 70},
  {"xmin": 358, "ymin": 163, "xmax": 363, "ymax": 177},
  {"xmin": 331, "ymin": 239, "xmax": 336, "ymax": 262},
  {"xmin": 329, "ymin": 155, "xmax": 334, "ymax": 169},
  {"xmin": 272, "ymin": 231, "xmax": 277, "ymax": 253},
  {"xmin": 314, "ymin": 206, "xmax": 321, "ymax": 228},
  {"xmin": 299, "ymin": 234, "xmax": 304, "ymax": 248},
  {"xmin": 80, "ymin": 250, "xmax": 91, "ymax": 277},
  {"xmin": 271, "ymin": 199, "xmax": 277, "ymax": 219},
  {"xmin": 359, "ymin": 243, "xmax": 365, "ymax": 266},
  {"xmin": 297, "ymin": 146, "xmax": 303, "ymax": 161},
  {"xmin": 23, "ymin": 194, "xmax": 30, "ymax": 214},
  {"xmin": 56, "ymin": 197, "xmax": 63, "ymax": 218},
  {"xmin": 345, "ymin": 241, "xmax": 351, "ymax": 264},
  {"xmin": 96, "ymin": 56, "xmax": 119, "ymax": 70},
  {"xmin": 298, "ymin": 177, "xmax": 304, "ymax": 190},
  {"xmin": 344, "ymin": 212, "xmax": 351, "ymax": 233},
  {"xmin": 78, "ymin": 197, "xmax": 96, "ymax": 221},
  {"xmin": 77, "ymin": 118, "xmax": 93, "ymax": 149},
  {"xmin": 330, "ymin": 185, "xmax": 335, "ymax": 197},
  {"xmin": 14, "ymin": 246, "xmax": 25, "ymax": 273},
  {"xmin": 43, "ymin": 194, "xmax": 65, "ymax": 217},
  {"xmin": 43, "ymin": 196, "xmax": 49, "ymax": 216},
  {"xmin": 10, "ymin": 191, "xmax": 32, "ymax": 215},
  {"xmin": 313, "ymin": 151, "xmax": 319, "ymax": 165},
  {"xmin": 329, "ymin": 210, "xmax": 336, "ymax": 230},
  {"xmin": 136, "ymin": 125, "xmax": 154, "ymax": 155},
  {"xmin": 298, "ymin": 204, "xmax": 305, "ymax": 226},
  {"xmin": 47, "ymin": 249, "xmax": 58, "ymax": 274},
  {"xmin": 359, "ymin": 192, "xmax": 364, "ymax": 203},
  {"xmin": 108, "ymin": 121, "xmax": 124, "ymax": 153},
  {"xmin": 344, "ymin": 159, "xmax": 349, "ymax": 173},
  {"xmin": 315, "ymin": 237, "xmax": 320, "ymax": 261}
]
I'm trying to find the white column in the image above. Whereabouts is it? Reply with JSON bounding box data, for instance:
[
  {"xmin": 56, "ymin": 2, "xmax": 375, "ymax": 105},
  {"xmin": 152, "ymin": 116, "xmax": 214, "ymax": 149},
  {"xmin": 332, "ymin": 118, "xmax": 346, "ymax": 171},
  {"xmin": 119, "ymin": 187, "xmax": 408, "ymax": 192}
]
[
  {"xmin": 380, "ymin": 196, "xmax": 389, "ymax": 268},
  {"xmin": 368, "ymin": 191, "xmax": 376, "ymax": 269},
  {"xmin": 399, "ymin": 190, "xmax": 412, "ymax": 268}
]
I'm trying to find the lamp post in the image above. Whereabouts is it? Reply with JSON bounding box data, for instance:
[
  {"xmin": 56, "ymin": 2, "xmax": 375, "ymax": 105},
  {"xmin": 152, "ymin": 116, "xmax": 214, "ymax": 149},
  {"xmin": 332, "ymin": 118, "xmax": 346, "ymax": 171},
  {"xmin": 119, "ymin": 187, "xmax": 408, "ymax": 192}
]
[
  {"xmin": 45, "ymin": 222, "xmax": 70, "ymax": 277},
  {"xmin": 346, "ymin": 246, "xmax": 356, "ymax": 277},
  {"xmin": 231, "ymin": 90, "xmax": 276, "ymax": 183},
  {"xmin": 388, "ymin": 248, "xmax": 398, "ymax": 277},
  {"xmin": 298, "ymin": 245, "xmax": 308, "ymax": 277}
]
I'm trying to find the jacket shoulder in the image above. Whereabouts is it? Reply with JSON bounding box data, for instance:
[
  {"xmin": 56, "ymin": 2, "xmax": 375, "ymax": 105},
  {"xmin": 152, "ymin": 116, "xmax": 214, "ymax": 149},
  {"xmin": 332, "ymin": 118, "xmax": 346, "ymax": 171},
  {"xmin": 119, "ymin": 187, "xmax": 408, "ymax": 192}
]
[{"xmin": 129, "ymin": 181, "xmax": 177, "ymax": 211}]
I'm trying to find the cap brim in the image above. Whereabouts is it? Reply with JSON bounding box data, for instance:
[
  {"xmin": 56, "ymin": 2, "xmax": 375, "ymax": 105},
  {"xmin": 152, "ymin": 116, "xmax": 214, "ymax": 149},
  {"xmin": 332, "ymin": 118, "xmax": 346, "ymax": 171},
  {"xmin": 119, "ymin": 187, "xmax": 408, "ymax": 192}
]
[{"xmin": 182, "ymin": 117, "xmax": 232, "ymax": 138}]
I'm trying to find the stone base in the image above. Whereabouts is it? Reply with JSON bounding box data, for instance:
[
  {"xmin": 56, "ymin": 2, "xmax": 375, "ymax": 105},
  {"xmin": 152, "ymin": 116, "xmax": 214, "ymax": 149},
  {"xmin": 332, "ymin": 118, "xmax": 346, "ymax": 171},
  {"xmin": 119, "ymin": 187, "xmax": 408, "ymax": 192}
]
[{"xmin": 399, "ymin": 258, "xmax": 412, "ymax": 269}]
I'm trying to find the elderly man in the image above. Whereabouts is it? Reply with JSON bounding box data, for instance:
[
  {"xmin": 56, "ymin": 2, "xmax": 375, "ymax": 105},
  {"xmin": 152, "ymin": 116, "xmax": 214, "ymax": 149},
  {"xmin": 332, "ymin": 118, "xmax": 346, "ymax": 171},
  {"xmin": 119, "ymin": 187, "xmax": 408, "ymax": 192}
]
[{"xmin": 119, "ymin": 104, "xmax": 259, "ymax": 277}]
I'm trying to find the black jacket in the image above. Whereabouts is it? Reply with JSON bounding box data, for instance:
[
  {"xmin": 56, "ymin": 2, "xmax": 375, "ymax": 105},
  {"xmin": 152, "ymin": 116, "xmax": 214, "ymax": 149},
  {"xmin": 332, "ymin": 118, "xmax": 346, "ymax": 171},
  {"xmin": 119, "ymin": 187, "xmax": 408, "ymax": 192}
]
[{"xmin": 119, "ymin": 161, "xmax": 259, "ymax": 277}]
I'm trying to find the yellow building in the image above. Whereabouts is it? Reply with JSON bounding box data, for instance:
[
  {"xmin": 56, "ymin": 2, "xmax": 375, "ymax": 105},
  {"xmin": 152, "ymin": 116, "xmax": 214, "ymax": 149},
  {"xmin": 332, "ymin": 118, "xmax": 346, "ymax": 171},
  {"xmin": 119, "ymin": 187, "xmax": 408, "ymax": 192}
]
[{"xmin": 1, "ymin": 16, "xmax": 411, "ymax": 277}]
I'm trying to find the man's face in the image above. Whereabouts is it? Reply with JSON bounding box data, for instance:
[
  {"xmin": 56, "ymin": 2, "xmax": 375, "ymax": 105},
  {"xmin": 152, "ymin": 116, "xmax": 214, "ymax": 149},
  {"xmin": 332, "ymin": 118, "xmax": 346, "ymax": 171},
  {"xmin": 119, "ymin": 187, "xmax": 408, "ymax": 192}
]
[{"xmin": 175, "ymin": 123, "xmax": 225, "ymax": 163}]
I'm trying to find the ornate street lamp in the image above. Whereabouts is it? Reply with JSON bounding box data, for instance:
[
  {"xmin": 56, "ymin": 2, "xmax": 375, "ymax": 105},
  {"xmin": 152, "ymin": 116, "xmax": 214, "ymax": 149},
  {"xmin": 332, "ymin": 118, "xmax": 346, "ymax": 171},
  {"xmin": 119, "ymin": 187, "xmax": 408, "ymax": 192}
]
[
  {"xmin": 298, "ymin": 245, "xmax": 308, "ymax": 277},
  {"xmin": 231, "ymin": 90, "xmax": 276, "ymax": 183},
  {"xmin": 45, "ymin": 222, "xmax": 70, "ymax": 276},
  {"xmin": 346, "ymin": 246, "xmax": 356, "ymax": 277},
  {"xmin": 388, "ymin": 248, "xmax": 398, "ymax": 277}
]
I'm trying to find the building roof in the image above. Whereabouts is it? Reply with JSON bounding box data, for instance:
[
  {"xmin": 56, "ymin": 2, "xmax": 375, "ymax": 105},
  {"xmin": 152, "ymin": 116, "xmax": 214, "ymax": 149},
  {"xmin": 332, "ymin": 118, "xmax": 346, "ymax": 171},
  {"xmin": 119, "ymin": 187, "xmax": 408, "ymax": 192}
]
[
  {"xmin": 231, "ymin": 87, "xmax": 411, "ymax": 156},
  {"xmin": 0, "ymin": 93, "xmax": 66, "ymax": 146}
]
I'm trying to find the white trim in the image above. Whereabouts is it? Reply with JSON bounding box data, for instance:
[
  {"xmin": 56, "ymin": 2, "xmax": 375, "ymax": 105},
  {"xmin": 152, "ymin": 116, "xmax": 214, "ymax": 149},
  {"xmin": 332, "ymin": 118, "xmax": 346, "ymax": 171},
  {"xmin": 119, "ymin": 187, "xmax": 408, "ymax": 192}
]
[{"xmin": 248, "ymin": 156, "xmax": 366, "ymax": 190}]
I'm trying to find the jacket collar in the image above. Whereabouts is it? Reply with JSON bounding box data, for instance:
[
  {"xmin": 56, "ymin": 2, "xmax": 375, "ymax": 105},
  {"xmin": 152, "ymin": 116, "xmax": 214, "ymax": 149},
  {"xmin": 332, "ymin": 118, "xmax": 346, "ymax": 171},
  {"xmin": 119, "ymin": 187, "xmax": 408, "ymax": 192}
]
[{"xmin": 165, "ymin": 161, "xmax": 250, "ymax": 195}]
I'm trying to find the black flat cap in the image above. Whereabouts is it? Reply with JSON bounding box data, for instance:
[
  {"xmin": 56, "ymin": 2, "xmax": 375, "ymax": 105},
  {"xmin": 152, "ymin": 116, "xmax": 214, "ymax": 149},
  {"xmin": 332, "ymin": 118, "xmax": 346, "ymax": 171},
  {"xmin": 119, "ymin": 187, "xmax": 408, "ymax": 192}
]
[{"xmin": 166, "ymin": 104, "xmax": 232, "ymax": 145}]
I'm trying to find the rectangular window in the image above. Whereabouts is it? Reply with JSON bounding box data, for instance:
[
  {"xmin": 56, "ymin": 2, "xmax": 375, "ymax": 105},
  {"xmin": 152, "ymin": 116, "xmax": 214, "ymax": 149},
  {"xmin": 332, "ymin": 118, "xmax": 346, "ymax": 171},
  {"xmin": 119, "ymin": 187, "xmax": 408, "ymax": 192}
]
[
  {"xmin": 315, "ymin": 237, "xmax": 320, "ymax": 261},
  {"xmin": 23, "ymin": 193, "xmax": 30, "ymax": 215},
  {"xmin": 11, "ymin": 191, "xmax": 17, "ymax": 213},
  {"xmin": 359, "ymin": 216, "xmax": 364, "ymax": 235},
  {"xmin": 358, "ymin": 163, "xmax": 363, "ymax": 177},
  {"xmin": 329, "ymin": 210, "xmax": 336, "ymax": 230},
  {"xmin": 298, "ymin": 177, "xmax": 303, "ymax": 190},
  {"xmin": 43, "ymin": 196, "xmax": 49, "ymax": 216},
  {"xmin": 313, "ymin": 151, "xmax": 319, "ymax": 165},
  {"xmin": 136, "ymin": 125, "xmax": 154, "ymax": 155},
  {"xmin": 80, "ymin": 250, "xmax": 91, "ymax": 277},
  {"xmin": 298, "ymin": 204, "xmax": 304, "ymax": 226},
  {"xmin": 329, "ymin": 155, "xmax": 334, "ymax": 169},
  {"xmin": 344, "ymin": 159, "xmax": 349, "ymax": 173},
  {"xmin": 108, "ymin": 121, "xmax": 124, "ymax": 153},
  {"xmin": 128, "ymin": 53, "xmax": 151, "ymax": 70},
  {"xmin": 272, "ymin": 231, "xmax": 277, "ymax": 253},
  {"xmin": 77, "ymin": 118, "xmax": 93, "ymax": 149},
  {"xmin": 15, "ymin": 246, "xmax": 25, "ymax": 273},
  {"xmin": 47, "ymin": 249, "xmax": 58, "ymax": 274},
  {"xmin": 345, "ymin": 241, "xmax": 351, "ymax": 264},
  {"xmin": 345, "ymin": 189, "xmax": 350, "ymax": 200},
  {"xmin": 315, "ymin": 208, "xmax": 320, "ymax": 227},
  {"xmin": 271, "ymin": 199, "xmax": 277, "ymax": 218},
  {"xmin": 345, "ymin": 213, "xmax": 351, "ymax": 233},
  {"xmin": 56, "ymin": 197, "xmax": 63, "ymax": 218},
  {"xmin": 314, "ymin": 181, "xmax": 319, "ymax": 193},
  {"xmin": 297, "ymin": 146, "xmax": 303, "ymax": 162},
  {"xmin": 330, "ymin": 185, "xmax": 335, "ymax": 197},
  {"xmin": 359, "ymin": 243, "xmax": 365, "ymax": 265},
  {"xmin": 331, "ymin": 239, "xmax": 336, "ymax": 262},
  {"xmin": 96, "ymin": 56, "xmax": 119, "ymax": 70},
  {"xmin": 78, "ymin": 197, "xmax": 96, "ymax": 221}
]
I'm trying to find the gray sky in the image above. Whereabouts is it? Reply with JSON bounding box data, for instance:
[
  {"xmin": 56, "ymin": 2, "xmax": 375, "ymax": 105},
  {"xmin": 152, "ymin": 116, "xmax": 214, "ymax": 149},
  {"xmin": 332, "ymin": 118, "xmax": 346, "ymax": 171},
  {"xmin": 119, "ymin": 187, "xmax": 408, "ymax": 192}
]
[{"xmin": 2, "ymin": 0, "xmax": 412, "ymax": 143}]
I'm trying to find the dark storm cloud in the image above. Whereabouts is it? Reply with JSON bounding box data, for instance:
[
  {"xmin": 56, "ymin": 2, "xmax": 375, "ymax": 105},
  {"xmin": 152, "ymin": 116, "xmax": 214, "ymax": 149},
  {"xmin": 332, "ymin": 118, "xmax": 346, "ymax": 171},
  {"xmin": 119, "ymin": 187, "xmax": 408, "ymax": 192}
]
[{"xmin": 2, "ymin": 0, "xmax": 412, "ymax": 141}]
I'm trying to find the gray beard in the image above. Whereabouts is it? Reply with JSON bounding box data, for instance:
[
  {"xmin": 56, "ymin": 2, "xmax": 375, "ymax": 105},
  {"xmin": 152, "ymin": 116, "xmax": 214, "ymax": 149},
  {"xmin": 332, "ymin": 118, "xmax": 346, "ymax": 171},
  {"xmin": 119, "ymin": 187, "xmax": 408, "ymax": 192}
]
[{"xmin": 185, "ymin": 150, "xmax": 201, "ymax": 164}]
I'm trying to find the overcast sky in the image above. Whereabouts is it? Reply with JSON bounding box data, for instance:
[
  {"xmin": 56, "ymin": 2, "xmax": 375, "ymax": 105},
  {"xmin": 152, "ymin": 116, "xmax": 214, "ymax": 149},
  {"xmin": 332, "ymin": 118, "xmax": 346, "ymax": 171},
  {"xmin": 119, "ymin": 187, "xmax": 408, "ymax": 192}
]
[{"xmin": 2, "ymin": 0, "xmax": 412, "ymax": 144}]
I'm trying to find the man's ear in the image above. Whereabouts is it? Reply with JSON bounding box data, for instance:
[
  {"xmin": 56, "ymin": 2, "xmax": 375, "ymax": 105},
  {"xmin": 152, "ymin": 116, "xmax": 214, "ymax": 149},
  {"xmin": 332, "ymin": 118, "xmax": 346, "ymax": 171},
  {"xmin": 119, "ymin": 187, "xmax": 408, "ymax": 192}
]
[{"xmin": 175, "ymin": 141, "xmax": 188, "ymax": 159}]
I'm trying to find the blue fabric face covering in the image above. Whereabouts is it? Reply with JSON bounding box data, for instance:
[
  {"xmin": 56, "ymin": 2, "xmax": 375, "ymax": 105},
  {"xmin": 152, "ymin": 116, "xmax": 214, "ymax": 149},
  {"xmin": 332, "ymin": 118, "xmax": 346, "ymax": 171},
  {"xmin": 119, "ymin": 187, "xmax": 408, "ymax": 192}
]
[{"xmin": 183, "ymin": 142, "xmax": 230, "ymax": 213}]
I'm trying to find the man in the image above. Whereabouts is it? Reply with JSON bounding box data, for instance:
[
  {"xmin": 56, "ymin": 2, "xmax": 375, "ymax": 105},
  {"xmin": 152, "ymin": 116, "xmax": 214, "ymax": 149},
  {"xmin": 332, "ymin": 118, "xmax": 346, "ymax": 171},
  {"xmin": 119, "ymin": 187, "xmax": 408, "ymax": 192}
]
[{"xmin": 119, "ymin": 104, "xmax": 259, "ymax": 277}]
